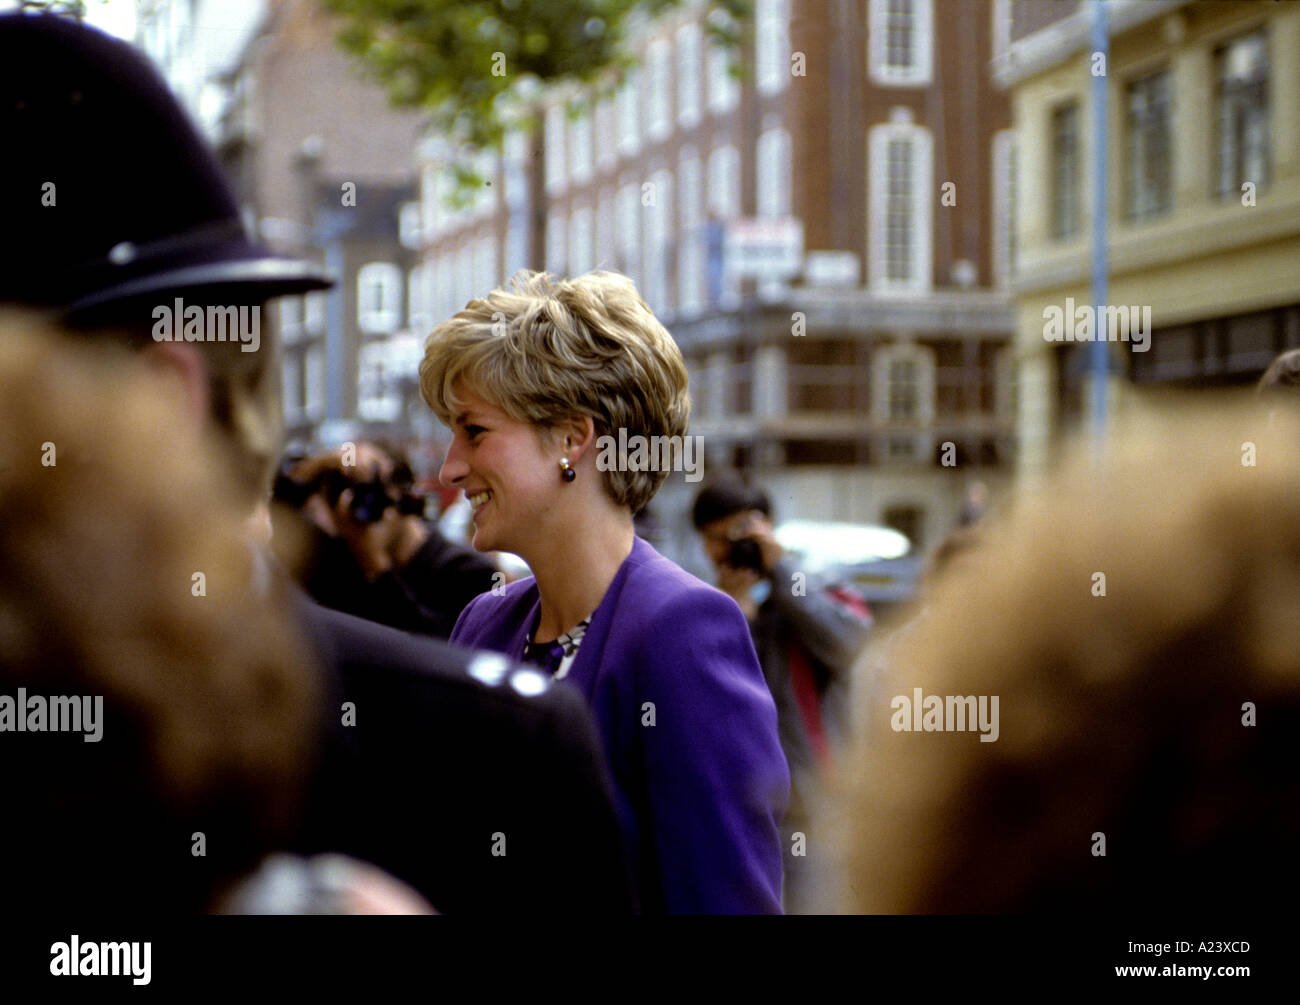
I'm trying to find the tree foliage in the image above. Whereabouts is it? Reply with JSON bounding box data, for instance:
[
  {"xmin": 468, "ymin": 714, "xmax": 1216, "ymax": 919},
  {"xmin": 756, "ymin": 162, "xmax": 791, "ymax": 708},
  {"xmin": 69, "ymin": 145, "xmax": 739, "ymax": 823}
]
[{"xmin": 320, "ymin": 0, "xmax": 752, "ymax": 152}]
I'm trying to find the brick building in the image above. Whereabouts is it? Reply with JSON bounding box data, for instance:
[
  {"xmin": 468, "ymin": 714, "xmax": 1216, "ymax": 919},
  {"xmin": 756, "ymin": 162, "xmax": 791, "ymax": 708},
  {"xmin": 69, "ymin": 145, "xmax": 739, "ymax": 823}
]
[{"xmin": 413, "ymin": 0, "xmax": 1016, "ymax": 568}]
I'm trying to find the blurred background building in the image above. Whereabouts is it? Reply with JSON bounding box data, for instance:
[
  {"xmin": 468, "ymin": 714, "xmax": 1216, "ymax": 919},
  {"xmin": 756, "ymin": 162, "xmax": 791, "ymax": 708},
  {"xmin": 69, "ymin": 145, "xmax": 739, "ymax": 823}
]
[
  {"xmin": 137, "ymin": 0, "xmax": 430, "ymax": 455},
  {"xmin": 999, "ymin": 0, "xmax": 1300, "ymax": 479},
  {"xmin": 410, "ymin": 0, "xmax": 1016, "ymax": 571},
  {"xmin": 133, "ymin": 0, "xmax": 1019, "ymax": 573}
]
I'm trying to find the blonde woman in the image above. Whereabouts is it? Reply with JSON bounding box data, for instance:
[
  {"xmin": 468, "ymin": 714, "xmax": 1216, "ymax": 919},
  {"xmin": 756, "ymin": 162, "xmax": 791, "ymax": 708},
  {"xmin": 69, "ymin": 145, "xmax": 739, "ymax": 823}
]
[{"xmin": 420, "ymin": 271, "xmax": 788, "ymax": 914}]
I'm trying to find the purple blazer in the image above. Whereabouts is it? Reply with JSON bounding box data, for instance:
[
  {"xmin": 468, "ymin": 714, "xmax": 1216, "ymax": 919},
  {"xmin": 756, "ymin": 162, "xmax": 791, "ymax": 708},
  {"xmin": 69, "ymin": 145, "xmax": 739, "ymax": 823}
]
[{"xmin": 451, "ymin": 536, "xmax": 789, "ymax": 914}]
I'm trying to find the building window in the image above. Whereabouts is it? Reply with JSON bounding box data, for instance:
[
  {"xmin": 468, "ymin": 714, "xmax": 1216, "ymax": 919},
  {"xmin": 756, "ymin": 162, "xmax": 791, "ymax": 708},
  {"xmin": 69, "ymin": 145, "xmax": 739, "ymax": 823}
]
[
  {"xmin": 708, "ymin": 143, "xmax": 741, "ymax": 219},
  {"xmin": 571, "ymin": 107, "xmax": 593, "ymax": 184},
  {"xmin": 357, "ymin": 341, "xmax": 401, "ymax": 423},
  {"xmin": 617, "ymin": 69, "xmax": 641, "ymax": 156},
  {"xmin": 707, "ymin": 40, "xmax": 739, "ymax": 115},
  {"xmin": 547, "ymin": 210, "xmax": 567, "ymax": 275},
  {"xmin": 868, "ymin": 122, "xmax": 933, "ymax": 293},
  {"xmin": 595, "ymin": 96, "xmax": 617, "ymax": 172},
  {"xmin": 617, "ymin": 181, "xmax": 641, "ymax": 281},
  {"xmin": 757, "ymin": 127, "xmax": 792, "ymax": 218},
  {"xmin": 992, "ymin": 129, "xmax": 1017, "ymax": 287},
  {"xmin": 570, "ymin": 205, "xmax": 594, "ymax": 275},
  {"xmin": 407, "ymin": 263, "xmax": 430, "ymax": 334},
  {"xmin": 281, "ymin": 355, "xmax": 302, "ymax": 423},
  {"xmin": 1126, "ymin": 68, "xmax": 1172, "ymax": 221},
  {"xmin": 545, "ymin": 105, "xmax": 566, "ymax": 194},
  {"xmin": 872, "ymin": 343, "xmax": 935, "ymax": 425},
  {"xmin": 474, "ymin": 235, "xmax": 498, "ymax": 294},
  {"xmin": 304, "ymin": 291, "xmax": 325, "ymax": 335},
  {"xmin": 357, "ymin": 262, "xmax": 402, "ymax": 335},
  {"xmin": 279, "ymin": 295, "xmax": 303, "ymax": 343},
  {"xmin": 643, "ymin": 169, "xmax": 673, "ymax": 313},
  {"xmin": 1050, "ymin": 102, "xmax": 1081, "ymax": 240},
  {"xmin": 596, "ymin": 189, "xmax": 615, "ymax": 270},
  {"xmin": 677, "ymin": 23, "xmax": 702, "ymax": 128},
  {"xmin": 647, "ymin": 39, "xmax": 672, "ymax": 141},
  {"xmin": 869, "ymin": 0, "xmax": 933, "ymax": 87},
  {"xmin": 678, "ymin": 148, "xmax": 704, "ymax": 314},
  {"xmin": 1215, "ymin": 29, "xmax": 1270, "ymax": 198},
  {"xmin": 756, "ymin": 0, "xmax": 790, "ymax": 95},
  {"xmin": 399, "ymin": 202, "xmax": 422, "ymax": 249},
  {"xmin": 304, "ymin": 346, "xmax": 324, "ymax": 421}
]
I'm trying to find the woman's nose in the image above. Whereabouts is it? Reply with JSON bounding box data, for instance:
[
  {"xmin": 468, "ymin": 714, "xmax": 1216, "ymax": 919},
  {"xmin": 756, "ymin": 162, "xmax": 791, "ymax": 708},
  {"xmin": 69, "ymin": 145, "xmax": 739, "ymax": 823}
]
[{"xmin": 439, "ymin": 438, "xmax": 469, "ymax": 487}]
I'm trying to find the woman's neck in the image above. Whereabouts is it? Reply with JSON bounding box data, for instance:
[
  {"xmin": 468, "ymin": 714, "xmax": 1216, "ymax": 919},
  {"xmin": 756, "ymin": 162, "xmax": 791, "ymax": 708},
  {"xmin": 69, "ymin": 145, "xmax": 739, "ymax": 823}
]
[{"xmin": 526, "ymin": 507, "xmax": 635, "ymax": 643}]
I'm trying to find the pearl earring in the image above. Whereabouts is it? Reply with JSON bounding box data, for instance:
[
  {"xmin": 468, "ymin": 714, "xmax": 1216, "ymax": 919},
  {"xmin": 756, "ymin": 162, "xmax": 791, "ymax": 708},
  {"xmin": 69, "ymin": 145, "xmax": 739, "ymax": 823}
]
[{"xmin": 559, "ymin": 457, "xmax": 576, "ymax": 483}]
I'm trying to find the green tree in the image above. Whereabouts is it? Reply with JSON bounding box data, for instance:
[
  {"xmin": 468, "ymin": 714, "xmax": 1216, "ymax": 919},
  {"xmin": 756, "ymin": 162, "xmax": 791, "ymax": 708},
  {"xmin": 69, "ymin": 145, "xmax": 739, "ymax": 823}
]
[{"xmin": 321, "ymin": 0, "xmax": 751, "ymax": 262}]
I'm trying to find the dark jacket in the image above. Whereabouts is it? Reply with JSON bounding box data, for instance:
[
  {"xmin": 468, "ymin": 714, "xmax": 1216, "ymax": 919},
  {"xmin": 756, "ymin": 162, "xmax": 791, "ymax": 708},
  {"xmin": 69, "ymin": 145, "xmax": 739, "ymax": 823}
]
[
  {"xmin": 292, "ymin": 514, "xmax": 498, "ymax": 639},
  {"xmin": 451, "ymin": 536, "xmax": 788, "ymax": 914},
  {"xmin": 292, "ymin": 595, "xmax": 635, "ymax": 914}
]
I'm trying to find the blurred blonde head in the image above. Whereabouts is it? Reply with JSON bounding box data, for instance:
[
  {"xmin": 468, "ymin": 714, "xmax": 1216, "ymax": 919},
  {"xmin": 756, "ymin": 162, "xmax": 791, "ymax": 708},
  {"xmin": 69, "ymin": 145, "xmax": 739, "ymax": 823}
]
[
  {"xmin": 419, "ymin": 270, "xmax": 690, "ymax": 514},
  {"xmin": 0, "ymin": 311, "xmax": 317, "ymax": 912},
  {"xmin": 827, "ymin": 400, "xmax": 1300, "ymax": 912}
]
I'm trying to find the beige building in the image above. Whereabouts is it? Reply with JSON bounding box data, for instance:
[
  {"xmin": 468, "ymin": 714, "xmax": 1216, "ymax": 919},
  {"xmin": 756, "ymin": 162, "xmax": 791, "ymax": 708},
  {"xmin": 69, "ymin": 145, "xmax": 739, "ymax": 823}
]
[{"xmin": 997, "ymin": 0, "xmax": 1300, "ymax": 477}]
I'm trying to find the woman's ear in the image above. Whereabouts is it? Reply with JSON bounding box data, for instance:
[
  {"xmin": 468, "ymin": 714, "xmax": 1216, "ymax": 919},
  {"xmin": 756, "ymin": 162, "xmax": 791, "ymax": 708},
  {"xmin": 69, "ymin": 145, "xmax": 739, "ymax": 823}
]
[{"xmin": 561, "ymin": 414, "xmax": 599, "ymax": 464}]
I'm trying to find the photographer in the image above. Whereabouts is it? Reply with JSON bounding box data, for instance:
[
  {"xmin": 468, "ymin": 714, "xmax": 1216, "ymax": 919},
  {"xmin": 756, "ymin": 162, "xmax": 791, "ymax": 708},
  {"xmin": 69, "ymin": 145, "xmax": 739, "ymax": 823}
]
[
  {"xmin": 274, "ymin": 441, "xmax": 499, "ymax": 639},
  {"xmin": 692, "ymin": 476, "xmax": 873, "ymax": 913}
]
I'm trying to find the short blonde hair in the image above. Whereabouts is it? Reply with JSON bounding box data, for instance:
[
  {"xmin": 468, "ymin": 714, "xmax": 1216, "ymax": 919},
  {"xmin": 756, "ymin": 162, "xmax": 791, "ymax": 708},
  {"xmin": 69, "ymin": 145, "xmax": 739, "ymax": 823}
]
[{"xmin": 419, "ymin": 270, "xmax": 690, "ymax": 514}]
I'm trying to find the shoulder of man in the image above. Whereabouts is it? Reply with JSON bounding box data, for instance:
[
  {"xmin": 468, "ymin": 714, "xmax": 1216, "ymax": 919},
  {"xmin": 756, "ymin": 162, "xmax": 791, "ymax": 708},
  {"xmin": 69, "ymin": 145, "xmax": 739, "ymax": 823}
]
[{"xmin": 293, "ymin": 595, "xmax": 635, "ymax": 915}]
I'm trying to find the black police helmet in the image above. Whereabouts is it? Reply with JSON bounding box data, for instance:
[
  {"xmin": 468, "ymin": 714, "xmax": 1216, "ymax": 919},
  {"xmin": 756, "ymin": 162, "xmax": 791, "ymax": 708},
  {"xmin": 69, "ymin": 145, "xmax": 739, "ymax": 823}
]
[{"xmin": 0, "ymin": 11, "xmax": 332, "ymax": 325}]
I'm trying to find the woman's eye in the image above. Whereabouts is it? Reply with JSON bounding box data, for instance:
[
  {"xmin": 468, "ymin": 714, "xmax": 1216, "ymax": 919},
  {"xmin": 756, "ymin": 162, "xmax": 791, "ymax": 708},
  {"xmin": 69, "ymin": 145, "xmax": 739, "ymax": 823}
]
[{"xmin": 465, "ymin": 425, "xmax": 485, "ymax": 440}]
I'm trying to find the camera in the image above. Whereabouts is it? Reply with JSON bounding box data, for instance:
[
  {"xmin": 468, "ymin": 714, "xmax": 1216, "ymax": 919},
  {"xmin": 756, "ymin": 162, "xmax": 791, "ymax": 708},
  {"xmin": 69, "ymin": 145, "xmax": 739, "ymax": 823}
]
[
  {"xmin": 727, "ymin": 537, "xmax": 765, "ymax": 572},
  {"xmin": 273, "ymin": 456, "xmax": 427, "ymax": 524}
]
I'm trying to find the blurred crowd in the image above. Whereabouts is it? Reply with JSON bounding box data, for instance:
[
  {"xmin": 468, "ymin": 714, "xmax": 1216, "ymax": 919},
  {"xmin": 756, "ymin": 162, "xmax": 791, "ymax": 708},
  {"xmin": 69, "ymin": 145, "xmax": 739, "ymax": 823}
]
[{"xmin": 2, "ymin": 11, "xmax": 1297, "ymax": 917}]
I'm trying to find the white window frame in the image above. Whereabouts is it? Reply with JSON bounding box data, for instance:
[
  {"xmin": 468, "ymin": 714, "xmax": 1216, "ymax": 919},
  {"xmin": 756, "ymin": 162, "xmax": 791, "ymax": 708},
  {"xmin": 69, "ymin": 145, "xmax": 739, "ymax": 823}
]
[
  {"xmin": 872, "ymin": 342, "xmax": 935, "ymax": 425},
  {"xmin": 304, "ymin": 291, "xmax": 325, "ymax": 335},
  {"xmin": 756, "ymin": 126, "xmax": 792, "ymax": 218},
  {"xmin": 647, "ymin": 39, "xmax": 672, "ymax": 141},
  {"xmin": 595, "ymin": 96, "xmax": 617, "ymax": 172},
  {"xmin": 596, "ymin": 188, "xmax": 616, "ymax": 270},
  {"xmin": 570, "ymin": 205, "xmax": 594, "ymax": 276},
  {"xmin": 868, "ymin": 0, "xmax": 934, "ymax": 88},
  {"xmin": 756, "ymin": 0, "xmax": 790, "ymax": 95},
  {"xmin": 678, "ymin": 147, "xmax": 704, "ymax": 314},
  {"xmin": 279, "ymin": 295, "xmax": 303, "ymax": 344},
  {"xmin": 545, "ymin": 105, "xmax": 567, "ymax": 194},
  {"xmin": 571, "ymin": 106, "xmax": 593, "ymax": 185},
  {"xmin": 677, "ymin": 23, "xmax": 702, "ymax": 128},
  {"xmin": 617, "ymin": 180, "xmax": 642, "ymax": 281},
  {"xmin": 707, "ymin": 143, "xmax": 741, "ymax": 219},
  {"xmin": 868, "ymin": 121, "xmax": 933, "ymax": 295},
  {"xmin": 304, "ymin": 346, "xmax": 325, "ymax": 421},
  {"xmin": 281, "ymin": 354, "xmax": 302, "ymax": 424},
  {"xmin": 643, "ymin": 168, "xmax": 673, "ymax": 313},
  {"xmin": 399, "ymin": 201, "xmax": 422, "ymax": 249},
  {"xmin": 547, "ymin": 209, "xmax": 567, "ymax": 275},
  {"xmin": 707, "ymin": 39, "xmax": 740, "ymax": 115},
  {"xmin": 617, "ymin": 68, "xmax": 641, "ymax": 157},
  {"xmin": 357, "ymin": 262, "xmax": 402, "ymax": 335},
  {"xmin": 407, "ymin": 263, "xmax": 429, "ymax": 334}
]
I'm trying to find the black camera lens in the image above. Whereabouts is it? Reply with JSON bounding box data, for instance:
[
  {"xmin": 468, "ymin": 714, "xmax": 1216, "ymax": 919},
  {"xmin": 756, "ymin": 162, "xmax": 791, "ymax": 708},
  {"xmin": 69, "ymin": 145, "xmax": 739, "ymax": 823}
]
[
  {"xmin": 727, "ymin": 537, "xmax": 765, "ymax": 572},
  {"xmin": 348, "ymin": 481, "xmax": 393, "ymax": 524}
]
